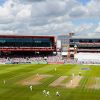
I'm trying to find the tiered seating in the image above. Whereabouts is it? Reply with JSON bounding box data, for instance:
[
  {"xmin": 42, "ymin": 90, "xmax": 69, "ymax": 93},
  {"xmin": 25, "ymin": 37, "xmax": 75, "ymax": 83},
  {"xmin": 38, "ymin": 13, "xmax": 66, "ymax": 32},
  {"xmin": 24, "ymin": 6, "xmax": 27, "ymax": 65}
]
[
  {"xmin": 47, "ymin": 55, "xmax": 64, "ymax": 64},
  {"xmin": 30, "ymin": 57, "xmax": 47, "ymax": 64},
  {"xmin": 0, "ymin": 54, "xmax": 64, "ymax": 64},
  {"xmin": 0, "ymin": 58, "xmax": 8, "ymax": 63},
  {"xmin": 11, "ymin": 58, "xmax": 28, "ymax": 63},
  {"xmin": 75, "ymin": 53, "xmax": 100, "ymax": 64}
]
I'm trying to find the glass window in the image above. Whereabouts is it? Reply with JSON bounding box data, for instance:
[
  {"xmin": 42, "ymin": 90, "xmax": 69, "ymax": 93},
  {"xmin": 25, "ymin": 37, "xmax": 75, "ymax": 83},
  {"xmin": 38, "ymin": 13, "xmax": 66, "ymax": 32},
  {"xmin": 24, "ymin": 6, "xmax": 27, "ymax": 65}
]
[{"xmin": 0, "ymin": 37, "xmax": 53, "ymax": 47}]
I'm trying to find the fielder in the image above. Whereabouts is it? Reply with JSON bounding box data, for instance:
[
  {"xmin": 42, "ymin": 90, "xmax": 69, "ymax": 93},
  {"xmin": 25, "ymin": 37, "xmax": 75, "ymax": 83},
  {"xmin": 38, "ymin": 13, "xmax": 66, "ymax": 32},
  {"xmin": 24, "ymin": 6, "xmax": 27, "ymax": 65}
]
[
  {"xmin": 56, "ymin": 91, "xmax": 60, "ymax": 96},
  {"xmin": 29, "ymin": 85, "xmax": 33, "ymax": 91},
  {"xmin": 70, "ymin": 79, "xmax": 73, "ymax": 85},
  {"xmin": 43, "ymin": 90, "xmax": 46, "ymax": 94},
  {"xmin": 72, "ymin": 73, "xmax": 75, "ymax": 77},
  {"xmin": 79, "ymin": 72, "xmax": 81, "ymax": 76},
  {"xmin": 46, "ymin": 91, "xmax": 50, "ymax": 96},
  {"xmin": 55, "ymin": 68, "xmax": 56, "ymax": 71},
  {"xmin": 3, "ymin": 80, "xmax": 6, "ymax": 84}
]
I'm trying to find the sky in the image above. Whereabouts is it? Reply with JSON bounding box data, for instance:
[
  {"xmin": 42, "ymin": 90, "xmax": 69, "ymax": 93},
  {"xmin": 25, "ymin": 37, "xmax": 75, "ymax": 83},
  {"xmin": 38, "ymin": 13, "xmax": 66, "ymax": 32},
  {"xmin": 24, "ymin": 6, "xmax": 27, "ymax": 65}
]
[
  {"xmin": 0, "ymin": 0, "xmax": 100, "ymax": 36},
  {"xmin": 0, "ymin": 0, "xmax": 5, "ymax": 5},
  {"xmin": 78, "ymin": 0, "xmax": 90, "ymax": 5}
]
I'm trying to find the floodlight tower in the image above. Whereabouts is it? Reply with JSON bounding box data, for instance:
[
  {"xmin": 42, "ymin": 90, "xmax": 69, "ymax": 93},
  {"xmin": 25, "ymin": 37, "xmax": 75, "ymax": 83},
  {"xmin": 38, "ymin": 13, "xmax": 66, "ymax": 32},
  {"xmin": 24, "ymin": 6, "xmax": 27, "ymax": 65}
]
[
  {"xmin": 74, "ymin": 44, "xmax": 77, "ymax": 55},
  {"xmin": 67, "ymin": 46, "xmax": 70, "ymax": 60}
]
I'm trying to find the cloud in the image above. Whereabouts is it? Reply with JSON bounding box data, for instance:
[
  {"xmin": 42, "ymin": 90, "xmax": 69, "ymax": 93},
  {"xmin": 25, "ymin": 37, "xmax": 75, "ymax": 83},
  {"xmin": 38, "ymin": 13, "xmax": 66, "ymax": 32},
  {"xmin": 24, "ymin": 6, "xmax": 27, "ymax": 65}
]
[
  {"xmin": 69, "ymin": 6, "xmax": 88, "ymax": 18},
  {"xmin": 0, "ymin": 0, "xmax": 99, "ymax": 36},
  {"xmin": 16, "ymin": 5, "xmax": 32, "ymax": 21},
  {"xmin": 15, "ymin": 0, "xmax": 46, "ymax": 3}
]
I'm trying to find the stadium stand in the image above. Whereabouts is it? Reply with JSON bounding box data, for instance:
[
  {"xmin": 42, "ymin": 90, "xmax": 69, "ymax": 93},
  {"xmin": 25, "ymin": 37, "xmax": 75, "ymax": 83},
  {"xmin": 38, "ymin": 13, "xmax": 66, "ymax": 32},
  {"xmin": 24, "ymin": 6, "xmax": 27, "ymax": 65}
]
[
  {"xmin": 0, "ymin": 35, "xmax": 65, "ymax": 64},
  {"xmin": 75, "ymin": 53, "xmax": 100, "ymax": 64},
  {"xmin": 47, "ymin": 54, "xmax": 64, "ymax": 64},
  {"xmin": 1, "ymin": 35, "xmax": 100, "ymax": 65},
  {"xmin": 68, "ymin": 36, "xmax": 100, "ymax": 64},
  {"xmin": 0, "ymin": 54, "xmax": 64, "ymax": 64}
]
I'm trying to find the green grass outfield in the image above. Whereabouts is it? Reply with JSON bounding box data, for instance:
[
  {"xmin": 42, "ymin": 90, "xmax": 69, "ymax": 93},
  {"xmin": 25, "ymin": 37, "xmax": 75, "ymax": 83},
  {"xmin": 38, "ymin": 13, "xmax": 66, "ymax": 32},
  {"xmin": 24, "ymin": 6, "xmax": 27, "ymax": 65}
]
[{"xmin": 0, "ymin": 64, "xmax": 100, "ymax": 100}]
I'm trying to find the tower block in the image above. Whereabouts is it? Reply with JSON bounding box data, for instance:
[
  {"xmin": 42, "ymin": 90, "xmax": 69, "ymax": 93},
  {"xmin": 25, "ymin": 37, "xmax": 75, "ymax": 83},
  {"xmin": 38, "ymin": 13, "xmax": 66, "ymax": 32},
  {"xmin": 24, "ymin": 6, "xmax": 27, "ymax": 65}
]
[{"xmin": 67, "ymin": 47, "xmax": 70, "ymax": 60}]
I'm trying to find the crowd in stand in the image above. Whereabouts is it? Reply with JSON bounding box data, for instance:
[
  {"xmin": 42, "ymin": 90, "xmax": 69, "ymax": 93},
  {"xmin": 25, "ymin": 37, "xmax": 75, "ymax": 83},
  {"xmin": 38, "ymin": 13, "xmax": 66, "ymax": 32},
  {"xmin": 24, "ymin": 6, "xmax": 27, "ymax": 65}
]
[
  {"xmin": 1, "ymin": 52, "xmax": 100, "ymax": 64},
  {"xmin": 66, "ymin": 59, "xmax": 100, "ymax": 65},
  {"xmin": 0, "ymin": 58, "xmax": 8, "ymax": 63},
  {"xmin": 74, "ymin": 53, "xmax": 100, "ymax": 65},
  {"xmin": 0, "ymin": 54, "xmax": 64, "ymax": 64},
  {"xmin": 47, "ymin": 55, "xmax": 64, "ymax": 63}
]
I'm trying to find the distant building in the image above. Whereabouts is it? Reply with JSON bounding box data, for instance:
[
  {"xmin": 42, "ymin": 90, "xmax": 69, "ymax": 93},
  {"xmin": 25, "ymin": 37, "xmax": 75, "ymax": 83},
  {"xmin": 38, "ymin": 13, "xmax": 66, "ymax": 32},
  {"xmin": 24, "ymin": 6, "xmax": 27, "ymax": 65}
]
[
  {"xmin": 57, "ymin": 34, "xmax": 69, "ymax": 47},
  {"xmin": 56, "ymin": 40, "xmax": 61, "ymax": 52},
  {"xmin": 57, "ymin": 33, "xmax": 75, "ymax": 51},
  {"xmin": 57, "ymin": 33, "xmax": 75, "ymax": 58},
  {"xmin": 68, "ymin": 35, "xmax": 100, "ymax": 59}
]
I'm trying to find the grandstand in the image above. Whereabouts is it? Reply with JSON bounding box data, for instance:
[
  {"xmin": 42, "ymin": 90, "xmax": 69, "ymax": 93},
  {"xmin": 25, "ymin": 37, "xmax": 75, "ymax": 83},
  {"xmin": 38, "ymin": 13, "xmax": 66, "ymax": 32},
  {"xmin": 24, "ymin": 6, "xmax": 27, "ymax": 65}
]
[
  {"xmin": 0, "ymin": 35, "xmax": 64, "ymax": 64},
  {"xmin": 1, "ymin": 35, "xmax": 100, "ymax": 65},
  {"xmin": 0, "ymin": 35, "xmax": 56, "ymax": 52},
  {"xmin": 68, "ymin": 36, "xmax": 100, "ymax": 64}
]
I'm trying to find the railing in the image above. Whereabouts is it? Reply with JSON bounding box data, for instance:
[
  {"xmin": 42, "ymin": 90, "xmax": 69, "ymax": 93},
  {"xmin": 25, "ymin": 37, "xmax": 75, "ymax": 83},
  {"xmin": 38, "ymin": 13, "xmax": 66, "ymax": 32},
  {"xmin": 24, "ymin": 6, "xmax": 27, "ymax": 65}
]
[
  {"xmin": 71, "ymin": 42, "xmax": 100, "ymax": 44},
  {"xmin": 78, "ymin": 49, "xmax": 100, "ymax": 51},
  {"xmin": 0, "ymin": 47, "xmax": 55, "ymax": 51},
  {"xmin": 79, "ymin": 42, "xmax": 100, "ymax": 44}
]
